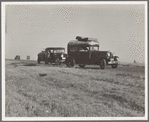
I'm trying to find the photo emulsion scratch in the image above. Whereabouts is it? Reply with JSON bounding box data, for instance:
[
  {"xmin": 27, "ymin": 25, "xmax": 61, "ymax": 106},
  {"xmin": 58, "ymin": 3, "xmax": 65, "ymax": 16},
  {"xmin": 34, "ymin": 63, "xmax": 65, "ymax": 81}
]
[{"xmin": 2, "ymin": 1, "xmax": 148, "ymax": 121}]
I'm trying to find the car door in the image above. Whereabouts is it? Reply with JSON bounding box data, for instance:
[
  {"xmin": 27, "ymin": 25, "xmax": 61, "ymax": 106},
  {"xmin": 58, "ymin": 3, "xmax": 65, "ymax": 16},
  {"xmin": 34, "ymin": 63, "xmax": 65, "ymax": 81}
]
[
  {"xmin": 68, "ymin": 46, "xmax": 80, "ymax": 63},
  {"xmin": 78, "ymin": 45, "xmax": 90, "ymax": 64}
]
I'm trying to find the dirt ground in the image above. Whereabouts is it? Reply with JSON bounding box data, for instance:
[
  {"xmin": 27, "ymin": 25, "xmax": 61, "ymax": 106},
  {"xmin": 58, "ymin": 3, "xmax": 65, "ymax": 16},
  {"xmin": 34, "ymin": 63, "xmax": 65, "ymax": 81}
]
[{"xmin": 5, "ymin": 59, "xmax": 145, "ymax": 117}]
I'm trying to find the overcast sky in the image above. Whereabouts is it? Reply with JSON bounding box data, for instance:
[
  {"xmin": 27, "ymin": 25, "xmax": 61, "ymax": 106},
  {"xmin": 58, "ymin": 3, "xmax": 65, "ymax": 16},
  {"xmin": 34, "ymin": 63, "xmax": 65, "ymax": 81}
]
[{"xmin": 4, "ymin": 2, "xmax": 146, "ymax": 63}]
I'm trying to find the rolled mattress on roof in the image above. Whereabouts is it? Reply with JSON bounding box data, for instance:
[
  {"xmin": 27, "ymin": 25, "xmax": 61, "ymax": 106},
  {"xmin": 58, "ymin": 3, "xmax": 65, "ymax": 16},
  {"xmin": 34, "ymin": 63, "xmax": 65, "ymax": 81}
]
[
  {"xmin": 68, "ymin": 40, "xmax": 99, "ymax": 46},
  {"xmin": 76, "ymin": 36, "xmax": 98, "ymax": 42}
]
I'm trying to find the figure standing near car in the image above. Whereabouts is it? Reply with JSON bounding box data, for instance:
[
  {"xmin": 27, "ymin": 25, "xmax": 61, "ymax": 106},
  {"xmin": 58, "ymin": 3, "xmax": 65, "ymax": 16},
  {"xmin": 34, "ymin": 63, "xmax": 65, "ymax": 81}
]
[{"xmin": 45, "ymin": 50, "xmax": 51, "ymax": 64}]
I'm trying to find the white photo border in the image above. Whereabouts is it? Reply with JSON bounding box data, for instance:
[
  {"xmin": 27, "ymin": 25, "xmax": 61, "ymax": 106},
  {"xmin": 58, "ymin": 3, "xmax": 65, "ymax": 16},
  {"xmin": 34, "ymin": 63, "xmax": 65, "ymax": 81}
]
[{"xmin": 2, "ymin": 1, "xmax": 148, "ymax": 121}]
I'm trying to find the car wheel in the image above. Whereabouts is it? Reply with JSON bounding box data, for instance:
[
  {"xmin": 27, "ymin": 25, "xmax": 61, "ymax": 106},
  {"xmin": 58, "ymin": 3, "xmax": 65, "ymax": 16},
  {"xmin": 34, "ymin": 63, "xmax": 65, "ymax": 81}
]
[
  {"xmin": 79, "ymin": 65, "xmax": 85, "ymax": 68},
  {"xmin": 111, "ymin": 64, "xmax": 118, "ymax": 68},
  {"xmin": 100, "ymin": 59, "xmax": 106, "ymax": 69},
  {"xmin": 38, "ymin": 57, "xmax": 41, "ymax": 64},
  {"xmin": 55, "ymin": 58, "xmax": 60, "ymax": 65},
  {"xmin": 111, "ymin": 58, "xmax": 118, "ymax": 69},
  {"xmin": 66, "ymin": 58, "xmax": 75, "ymax": 67}
]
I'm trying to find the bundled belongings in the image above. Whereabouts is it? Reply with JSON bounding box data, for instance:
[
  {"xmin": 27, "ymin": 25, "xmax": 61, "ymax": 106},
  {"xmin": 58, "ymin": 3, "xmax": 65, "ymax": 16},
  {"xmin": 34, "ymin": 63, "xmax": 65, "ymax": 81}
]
[{"xmin": 76, "ymin": 36, "xmax": 97, "ymax": 42}]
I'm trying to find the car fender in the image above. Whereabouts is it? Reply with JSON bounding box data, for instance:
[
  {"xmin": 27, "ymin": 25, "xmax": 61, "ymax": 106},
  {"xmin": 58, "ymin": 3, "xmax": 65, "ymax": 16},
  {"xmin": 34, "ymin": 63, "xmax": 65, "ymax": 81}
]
[{"xmin": 114, "ymin": 56, "xmax": 119, "ymax": 61}]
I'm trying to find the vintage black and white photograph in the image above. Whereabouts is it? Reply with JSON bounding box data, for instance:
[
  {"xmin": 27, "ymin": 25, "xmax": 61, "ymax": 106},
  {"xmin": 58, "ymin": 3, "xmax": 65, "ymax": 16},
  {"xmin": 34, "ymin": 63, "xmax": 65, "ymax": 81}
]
[{"xmin": 2, "ymin": 1, "xmax": 148, "ymax": 121}]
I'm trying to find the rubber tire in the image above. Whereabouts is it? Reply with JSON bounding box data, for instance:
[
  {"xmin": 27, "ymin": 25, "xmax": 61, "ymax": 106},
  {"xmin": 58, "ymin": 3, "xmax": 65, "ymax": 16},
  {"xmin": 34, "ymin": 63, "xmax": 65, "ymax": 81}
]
[
  {"xmin": 38, "ymin": 57, "xmax": 41, "ymax": 64},
  {"xmin": 79, "ymin": 65, "xmax": 85, "ymax": 68},
  {"xmin": 66, "ymin": 58, "xmax": 75, "ymax": 67},
  {"xmin": 111, "ymin": 58, "xmax": 118, "ymax": 69},
  {"xmin": 111, "ymin": 64, "xmax": 118, "ymax": 68},
  {"xmin": 100, "ymin": 59, "xmax": 106, "ymax": 69},
  {"xmin": 55, "ymin": 58, "xmax": 60, "ymax": 65}
]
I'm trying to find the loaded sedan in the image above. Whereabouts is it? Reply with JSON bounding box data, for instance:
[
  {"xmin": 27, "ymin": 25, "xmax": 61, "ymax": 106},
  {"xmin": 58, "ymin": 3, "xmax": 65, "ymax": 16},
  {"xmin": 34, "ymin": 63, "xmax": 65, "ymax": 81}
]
[
  {"xmin": 37, "ymin": 47, "xmax": 67, "ymax": 65},
  {"xmin": 65, "ymin": 36, "xmax": 119, "ymax": 69}
]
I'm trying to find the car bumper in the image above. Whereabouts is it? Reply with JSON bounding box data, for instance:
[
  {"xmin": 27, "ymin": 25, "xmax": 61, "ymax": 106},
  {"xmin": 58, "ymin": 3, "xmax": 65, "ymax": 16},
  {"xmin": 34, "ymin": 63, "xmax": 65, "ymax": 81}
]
[
  {"xmin": 108, "ymin": 60, "xmax": 118, "ymax": 65},
  {"xmin": 60, "ymin": 59, "xmax": 66, "ymax": 63}
]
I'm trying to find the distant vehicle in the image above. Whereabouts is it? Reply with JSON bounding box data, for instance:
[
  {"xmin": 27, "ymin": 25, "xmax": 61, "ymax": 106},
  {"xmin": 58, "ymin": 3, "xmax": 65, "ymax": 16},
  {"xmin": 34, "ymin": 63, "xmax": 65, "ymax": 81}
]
[
  {"xmin": 15, "ymin": 55, "xmax": 20, "ymax": 60},
  {"xmin": 27, "ymin": 56, "xmax": 30, "ymax": 60},
  {"xmin": 65, "ymin": 36, "xmax": 119, "ymax": 69},
  {"xmin": 37, "ymin": 47, "xmax": 67, "ymax": 65}
]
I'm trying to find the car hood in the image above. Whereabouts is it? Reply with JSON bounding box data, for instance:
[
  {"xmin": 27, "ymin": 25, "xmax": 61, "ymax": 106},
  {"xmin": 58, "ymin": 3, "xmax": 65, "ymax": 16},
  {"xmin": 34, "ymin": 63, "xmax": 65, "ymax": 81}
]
[
  {"xmin": 91, "ymin": 50, "xmax": 109, "ymax": 54},
  {"xmin": 91, "ymin": 51, "xmax": 119, "ymax": 59},
  {"xmin": 91, "ymin": 50, "xmax": 109, "ymax": 57}
]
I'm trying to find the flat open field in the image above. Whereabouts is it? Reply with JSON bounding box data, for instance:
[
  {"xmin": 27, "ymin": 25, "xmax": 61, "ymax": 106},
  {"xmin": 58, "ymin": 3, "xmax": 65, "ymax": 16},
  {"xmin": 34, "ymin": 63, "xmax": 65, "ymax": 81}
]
[{"xmin": 5, "ymin": 59, "xmax": 145, "ymax": 117}]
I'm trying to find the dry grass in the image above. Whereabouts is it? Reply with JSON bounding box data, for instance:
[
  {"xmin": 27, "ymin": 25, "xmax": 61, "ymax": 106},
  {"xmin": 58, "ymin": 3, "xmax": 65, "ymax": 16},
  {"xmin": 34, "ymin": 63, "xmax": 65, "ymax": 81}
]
[{"xmin": 5, "ymin": 59, "xmax": 145, "ymax": 117}]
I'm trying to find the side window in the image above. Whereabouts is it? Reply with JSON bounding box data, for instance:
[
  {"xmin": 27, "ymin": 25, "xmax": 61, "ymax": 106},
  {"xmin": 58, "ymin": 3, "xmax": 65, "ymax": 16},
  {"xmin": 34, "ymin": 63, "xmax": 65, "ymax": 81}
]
[
  {"xmin": 69, "ymin": 47, "xmax": 78, "ymax": 52},
  {"xmin": 90, "ymin": 46, "xmax": 98, "ymax": 51},
  {"xmin": 50, "ymin": 50, "xmax": 53, "ymax": 53},
  {"xmin": 79, "ymin": 46, "xmax": 89, "ymax": 52},
  {"xmin": 48, "ymin": 50, "xmax": 53, "ymax": 53}
]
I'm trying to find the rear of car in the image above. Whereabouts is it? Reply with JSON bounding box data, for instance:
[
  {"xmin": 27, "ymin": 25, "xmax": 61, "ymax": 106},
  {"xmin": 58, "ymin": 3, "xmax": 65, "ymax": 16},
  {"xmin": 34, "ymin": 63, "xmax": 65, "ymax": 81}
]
[
  {"xmin": 15, "ymin": 55, "xmax": 20, "ymax": 60},
  {"xmin": 37, "ymin": 47, "xmax": 67, "ymax": 65}
]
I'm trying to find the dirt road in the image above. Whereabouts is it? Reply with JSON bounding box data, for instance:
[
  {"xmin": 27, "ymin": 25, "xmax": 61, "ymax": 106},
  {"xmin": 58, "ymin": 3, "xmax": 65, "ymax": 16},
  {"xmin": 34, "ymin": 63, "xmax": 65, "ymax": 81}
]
[{"xmin": 5, "ymin": 59, "xmax": 145, "ymax": 117}]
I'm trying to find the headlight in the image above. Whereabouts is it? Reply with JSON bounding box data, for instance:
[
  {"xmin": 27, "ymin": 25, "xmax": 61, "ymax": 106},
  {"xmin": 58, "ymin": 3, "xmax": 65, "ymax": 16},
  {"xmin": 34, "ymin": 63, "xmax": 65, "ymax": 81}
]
[
  {"xmin": 107, "ymin": 52, "xmax": 111, "ymax": 57},
  {"xmin": 61, "ymin": 54, "xmax": 64, "ymax": 58},
  {"xmin": 61, "ymin": 54, "xmax": 66, "ymax": 59},
  {"xmin": 114, "ymin": 56, "xmax": 119, "ymax": 61}
]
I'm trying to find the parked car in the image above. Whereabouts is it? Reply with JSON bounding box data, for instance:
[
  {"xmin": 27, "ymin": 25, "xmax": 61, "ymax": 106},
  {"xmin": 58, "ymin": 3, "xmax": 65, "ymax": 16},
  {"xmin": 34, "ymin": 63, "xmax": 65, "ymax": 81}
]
[
  {"xmin": 37, "ymin": 47, "xmax": 67, "ymax": 65},
  {"xmin": 15, "ymin": 55, "xmax": 20, "ymax": 60},
  {"xmin": 65, "ymin": 36, "xmax": 119, "ymax": 69}
]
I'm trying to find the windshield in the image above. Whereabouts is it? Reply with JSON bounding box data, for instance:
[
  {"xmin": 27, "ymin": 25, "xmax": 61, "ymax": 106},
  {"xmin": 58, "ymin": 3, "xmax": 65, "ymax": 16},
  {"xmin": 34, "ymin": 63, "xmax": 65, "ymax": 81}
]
[
  {"xmin": 53, "ymin": 49, "xmax": 65, "ymax": 53},
  {"xmin": 79, "ymin": 46, "xmax": 89, "ymax": 52},
  {"xmin": 90, "ymin": 46, "xmax": 99, "ymax": 51},
  {"xmin": 110, "ymin": 52, "xmax": 113, "ymax": 57}
]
